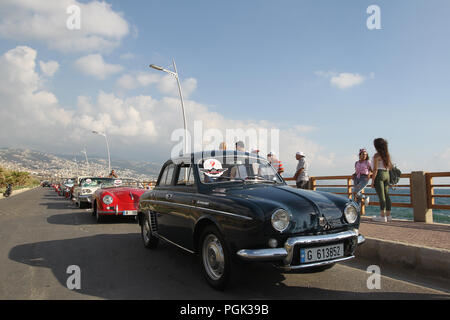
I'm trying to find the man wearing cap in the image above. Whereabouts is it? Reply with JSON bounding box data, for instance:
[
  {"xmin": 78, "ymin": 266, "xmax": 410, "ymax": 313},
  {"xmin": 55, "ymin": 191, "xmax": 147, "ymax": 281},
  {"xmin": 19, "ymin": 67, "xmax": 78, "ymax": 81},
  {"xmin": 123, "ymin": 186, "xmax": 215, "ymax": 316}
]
[{"xmin": 294, "ymin": 152, "xmax": 309, "ymax": 189}]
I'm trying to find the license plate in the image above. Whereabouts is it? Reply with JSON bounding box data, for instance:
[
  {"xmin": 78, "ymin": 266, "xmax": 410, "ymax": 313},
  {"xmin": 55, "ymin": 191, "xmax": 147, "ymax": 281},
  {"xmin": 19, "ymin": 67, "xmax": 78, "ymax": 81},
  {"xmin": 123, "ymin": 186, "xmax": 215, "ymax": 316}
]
[
  {"xmin": 300, "ymin": 243, "xmax": 344, "ymax": 263},
  {"xmin": 123, "ymin": 210, "xmax": 137, "ymax": 216}
]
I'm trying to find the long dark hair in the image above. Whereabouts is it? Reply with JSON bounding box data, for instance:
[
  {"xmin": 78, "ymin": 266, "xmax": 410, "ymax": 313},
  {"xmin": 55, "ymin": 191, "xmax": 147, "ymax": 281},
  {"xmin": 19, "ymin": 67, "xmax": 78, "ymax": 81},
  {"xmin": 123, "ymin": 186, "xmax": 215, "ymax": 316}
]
[{"xmin": 373, "ymin": 138, "xmax": 392, "ymax": 169}]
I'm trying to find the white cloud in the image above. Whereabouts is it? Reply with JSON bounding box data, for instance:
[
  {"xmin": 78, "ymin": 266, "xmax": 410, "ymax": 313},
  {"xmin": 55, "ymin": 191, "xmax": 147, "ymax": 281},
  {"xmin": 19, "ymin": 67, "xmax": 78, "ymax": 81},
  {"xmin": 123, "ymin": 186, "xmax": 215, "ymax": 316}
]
[
  {"xmin": 0, "ymin": 45, "xmax": 359, "ymax": 176},
  {"xmin": 0, "ymin": 0, "xmax": 130, "ymax": 53},
  {"xmin": 316, "ymin": 71, "xmax": 369, "ymax": 90},
  {"xmin": 39, "ymin": 60, "xmax": 59, "ymax": 77},
  {"xmin": 330, "ymin": 73, "xmax": 365, "ymax": 89},
  {"xmin": 75, "ymin": 54, "xmax": 123, "ymax": 79}
]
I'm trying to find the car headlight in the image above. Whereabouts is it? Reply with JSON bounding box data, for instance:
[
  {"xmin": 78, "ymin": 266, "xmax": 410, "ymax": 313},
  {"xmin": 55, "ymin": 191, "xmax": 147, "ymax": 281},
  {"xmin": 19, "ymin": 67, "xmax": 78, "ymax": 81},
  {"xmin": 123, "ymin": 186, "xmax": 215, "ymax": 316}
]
[
  {"xmin": 102, "ymin": 195, "xmax": 113, "ymax": 205},
  {"xmin": 271, "ymin": 209, "xmax": 291, "ymax": 232},
  {"xmin": 344, "ymin": 203, "xmax": 358, "ymax": 224}
]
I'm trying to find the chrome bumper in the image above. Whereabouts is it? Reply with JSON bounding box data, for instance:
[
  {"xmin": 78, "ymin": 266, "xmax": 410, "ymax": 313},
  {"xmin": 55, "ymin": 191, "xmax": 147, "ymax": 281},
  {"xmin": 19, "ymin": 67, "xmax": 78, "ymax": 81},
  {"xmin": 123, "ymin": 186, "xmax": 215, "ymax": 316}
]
[
  {"xmin": 236, "ymin": 229, "xmax": 365, "ymax": 270},
  {"xmin": 78, "ymin": 195, "xmax": 92, "ymax": 203}
]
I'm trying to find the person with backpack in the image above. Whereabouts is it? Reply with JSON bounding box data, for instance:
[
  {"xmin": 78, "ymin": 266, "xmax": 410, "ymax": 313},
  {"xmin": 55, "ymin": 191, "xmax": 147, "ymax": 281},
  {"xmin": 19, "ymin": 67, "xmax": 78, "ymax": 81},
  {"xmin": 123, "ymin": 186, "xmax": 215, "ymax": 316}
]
[
  {"xmin": 352, "ymin": 148, "xmax": 372, "ymax": 206},
  {"xmin": 371, "ymin": 138, "xmax": 393, "ymax": 222}
]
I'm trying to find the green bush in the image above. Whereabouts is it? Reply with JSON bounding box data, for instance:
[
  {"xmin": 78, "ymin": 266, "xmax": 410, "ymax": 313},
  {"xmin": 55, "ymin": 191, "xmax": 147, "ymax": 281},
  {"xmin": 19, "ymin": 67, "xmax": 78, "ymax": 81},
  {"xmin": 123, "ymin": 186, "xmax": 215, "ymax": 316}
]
[{"xmin": 0, "ymin": 167, "xmax": 39, "ymax": 191}]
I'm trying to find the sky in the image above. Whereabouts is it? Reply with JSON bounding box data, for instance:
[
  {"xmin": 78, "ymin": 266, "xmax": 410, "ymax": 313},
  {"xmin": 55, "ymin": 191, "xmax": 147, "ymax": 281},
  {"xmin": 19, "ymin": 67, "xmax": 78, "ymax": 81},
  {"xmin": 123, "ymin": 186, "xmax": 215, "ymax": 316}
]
[{"xmin": 0, "ymin": 0, "xmax": 449, "ymax": 176}]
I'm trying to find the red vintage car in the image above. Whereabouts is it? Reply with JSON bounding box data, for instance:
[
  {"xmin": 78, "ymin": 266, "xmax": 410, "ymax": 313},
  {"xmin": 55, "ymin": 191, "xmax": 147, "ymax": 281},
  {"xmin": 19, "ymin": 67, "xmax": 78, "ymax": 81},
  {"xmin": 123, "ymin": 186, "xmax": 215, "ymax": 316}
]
[{"xmin": 92, "ymin": 179, "xmax": 146, "ymax": 222}]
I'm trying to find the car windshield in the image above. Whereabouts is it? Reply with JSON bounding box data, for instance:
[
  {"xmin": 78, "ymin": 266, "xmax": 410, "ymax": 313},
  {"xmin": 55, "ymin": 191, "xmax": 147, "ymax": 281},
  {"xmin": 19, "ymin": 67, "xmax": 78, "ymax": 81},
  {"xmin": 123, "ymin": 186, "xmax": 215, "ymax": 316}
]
[
  {"xmin": 81, "ymin": 178, "xmax": 114, "ymax": 187},
  {"xmin": 100, "ymin": 179, "xmax": 144, "ymax": 189},
  {"xmin": 197, "ymin": 155, "xmax": 283, "ymax": 185}
]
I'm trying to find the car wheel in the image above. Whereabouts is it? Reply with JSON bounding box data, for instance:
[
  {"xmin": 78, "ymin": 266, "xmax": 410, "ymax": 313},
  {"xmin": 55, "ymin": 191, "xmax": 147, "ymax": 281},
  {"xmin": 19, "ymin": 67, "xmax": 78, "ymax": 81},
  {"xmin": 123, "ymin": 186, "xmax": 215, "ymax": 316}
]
[
  {"xmin": 95, "ymin": 207, "xmax": 103, "ymax": 223},
  {"xmin": 200, "ymin": 225, "xmax": 232, "ymax": 291},
  {"xmin": 141, "ymin": 212, "xmax": 159, "ymax": 249}
]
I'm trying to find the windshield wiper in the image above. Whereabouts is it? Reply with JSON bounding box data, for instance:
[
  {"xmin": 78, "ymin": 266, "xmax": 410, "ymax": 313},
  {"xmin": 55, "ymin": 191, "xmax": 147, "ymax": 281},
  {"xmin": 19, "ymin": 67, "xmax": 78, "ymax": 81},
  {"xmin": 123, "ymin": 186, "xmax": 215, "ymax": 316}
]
[{"xmin": 244, "ymin": 176, "xmax": 278, "ymax": 183}]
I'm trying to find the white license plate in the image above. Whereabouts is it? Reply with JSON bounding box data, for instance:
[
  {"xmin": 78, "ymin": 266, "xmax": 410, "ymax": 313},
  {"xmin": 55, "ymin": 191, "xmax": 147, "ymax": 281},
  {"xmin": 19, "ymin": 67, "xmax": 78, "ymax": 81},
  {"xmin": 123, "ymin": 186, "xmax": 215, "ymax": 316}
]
[
  {"xmin": 123, "ymin": 210, "xmax": 137, "ymax": 216},
  {"xmin": 300, "ymin": 243, "xmax": 344, "ymax": 263}
]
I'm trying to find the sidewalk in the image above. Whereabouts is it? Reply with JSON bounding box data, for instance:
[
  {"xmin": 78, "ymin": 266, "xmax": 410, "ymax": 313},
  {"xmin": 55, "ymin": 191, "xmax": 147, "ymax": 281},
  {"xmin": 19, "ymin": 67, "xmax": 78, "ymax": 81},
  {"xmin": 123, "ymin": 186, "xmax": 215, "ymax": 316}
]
[{"xmin": 356, "ymin": 217, "xmax": 450, "ymax": 281}]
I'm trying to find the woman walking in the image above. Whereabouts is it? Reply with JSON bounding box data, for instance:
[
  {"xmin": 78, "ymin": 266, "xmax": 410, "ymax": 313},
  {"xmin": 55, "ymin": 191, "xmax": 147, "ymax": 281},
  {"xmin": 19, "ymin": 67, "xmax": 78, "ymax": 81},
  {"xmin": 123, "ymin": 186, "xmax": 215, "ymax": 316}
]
[{"xmin": 371, "ymin": 138, "xmax": 393, "ymax": 222}]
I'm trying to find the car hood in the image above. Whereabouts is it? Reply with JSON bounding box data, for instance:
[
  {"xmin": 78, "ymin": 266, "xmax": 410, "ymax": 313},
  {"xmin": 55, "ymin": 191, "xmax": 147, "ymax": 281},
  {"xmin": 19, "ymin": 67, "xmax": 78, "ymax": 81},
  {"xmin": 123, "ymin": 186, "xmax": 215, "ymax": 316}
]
[
  {"xmin": 103, "ymin": 188, "xmax": 145, "ymax": 203},
  {"xmin": 219, "ymin": 184, "xmax": 350, "ymax": 233}
]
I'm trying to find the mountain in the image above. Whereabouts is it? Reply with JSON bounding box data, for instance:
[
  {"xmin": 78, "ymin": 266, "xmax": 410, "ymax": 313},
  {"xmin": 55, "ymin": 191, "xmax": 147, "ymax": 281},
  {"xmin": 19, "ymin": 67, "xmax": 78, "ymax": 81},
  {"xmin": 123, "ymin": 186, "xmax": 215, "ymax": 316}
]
[{"xmin": 0, "ymin": 148, "xmax": 162, "ymax": 180}]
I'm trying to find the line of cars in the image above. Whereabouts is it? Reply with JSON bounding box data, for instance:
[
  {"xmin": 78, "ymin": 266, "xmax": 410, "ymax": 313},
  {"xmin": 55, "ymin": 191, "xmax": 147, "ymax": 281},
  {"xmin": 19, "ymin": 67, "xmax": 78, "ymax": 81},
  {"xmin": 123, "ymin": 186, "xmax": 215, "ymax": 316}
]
[
  {"xmin": 44, "ymin": 150, "xmax": 365, "ymax": 290},
  {"xmin": 48, "ymin": 176, "xmax": 147, "ymax": 222}
]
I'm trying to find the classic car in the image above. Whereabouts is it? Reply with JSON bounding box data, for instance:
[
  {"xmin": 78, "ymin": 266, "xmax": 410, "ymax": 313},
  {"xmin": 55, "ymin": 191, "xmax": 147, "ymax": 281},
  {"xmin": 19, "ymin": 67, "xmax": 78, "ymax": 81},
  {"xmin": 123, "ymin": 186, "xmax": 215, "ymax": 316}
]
[
  {"xmin": 73, "ymin": 177, "xmax": 115, "ymax": 208},
  {"xmin": 92, "ymin": 179, "xmax": 146, "ymax": 222},
  {"xmin": 137, "ymin": 151, "xmax": 365, "ymax": 290}
]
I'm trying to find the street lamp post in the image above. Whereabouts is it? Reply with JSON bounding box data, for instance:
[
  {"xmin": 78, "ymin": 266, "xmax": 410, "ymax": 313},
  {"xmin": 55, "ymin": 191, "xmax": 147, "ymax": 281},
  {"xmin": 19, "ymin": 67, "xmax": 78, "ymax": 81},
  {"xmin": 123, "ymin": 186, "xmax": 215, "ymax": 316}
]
[
  {"xmin": 150, "ymin": 59, "xmax": 188, "ymax": 155},
  {"xmin": 81, "ymin": 147, "xmax": 90, "ymax": 173},
  {"xmin": 92, "ymin": 131, "xmax": 111, "ymax": 174}
]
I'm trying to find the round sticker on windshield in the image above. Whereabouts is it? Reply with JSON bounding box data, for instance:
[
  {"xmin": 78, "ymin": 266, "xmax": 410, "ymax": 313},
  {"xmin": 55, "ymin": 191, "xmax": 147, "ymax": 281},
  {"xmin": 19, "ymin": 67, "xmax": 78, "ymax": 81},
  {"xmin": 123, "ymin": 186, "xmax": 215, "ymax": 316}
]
[
  {"xmin": 201, "ymin": 159, "xmax": 228, "ymax": 178},
  {"xmin": 85, "ymin": 179, "xmax": 92, "ymax": 184},
  {"xmin": 114, "ymin": 179, "xmax": 122, "ymax": 186}
]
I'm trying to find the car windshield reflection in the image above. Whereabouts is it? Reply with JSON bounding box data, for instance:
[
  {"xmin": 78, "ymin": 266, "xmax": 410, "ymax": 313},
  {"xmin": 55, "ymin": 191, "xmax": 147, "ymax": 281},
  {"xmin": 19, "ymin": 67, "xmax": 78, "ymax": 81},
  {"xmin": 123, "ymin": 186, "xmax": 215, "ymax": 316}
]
[{"xmin": 197, "ymin": 155, "xmax": 283, "ymax": 185}]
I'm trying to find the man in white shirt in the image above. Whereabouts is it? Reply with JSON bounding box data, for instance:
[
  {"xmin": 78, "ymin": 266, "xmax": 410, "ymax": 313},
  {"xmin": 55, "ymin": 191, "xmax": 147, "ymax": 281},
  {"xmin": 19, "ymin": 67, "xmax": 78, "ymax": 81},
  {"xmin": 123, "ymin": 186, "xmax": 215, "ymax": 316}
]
[{"xmin": 293, "ymin": 152, "xmax": 309, "ymax": 189}]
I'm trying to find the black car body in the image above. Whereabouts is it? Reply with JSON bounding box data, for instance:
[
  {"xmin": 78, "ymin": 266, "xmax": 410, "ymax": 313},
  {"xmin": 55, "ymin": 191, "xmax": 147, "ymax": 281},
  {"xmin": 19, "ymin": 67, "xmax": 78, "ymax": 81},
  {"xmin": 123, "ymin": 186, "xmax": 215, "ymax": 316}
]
[{"xmin": 138, "ymin": 151, "xmax": 365, "ymax": 289}]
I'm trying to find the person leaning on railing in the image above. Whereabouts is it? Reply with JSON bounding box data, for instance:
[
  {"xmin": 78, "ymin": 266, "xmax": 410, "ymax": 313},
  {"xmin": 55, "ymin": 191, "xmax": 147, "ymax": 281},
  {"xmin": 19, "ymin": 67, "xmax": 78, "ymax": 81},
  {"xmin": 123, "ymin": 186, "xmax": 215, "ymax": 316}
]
[{"xmin": 371, "ymin": 138, "xmax": 393, "ymax": 222}]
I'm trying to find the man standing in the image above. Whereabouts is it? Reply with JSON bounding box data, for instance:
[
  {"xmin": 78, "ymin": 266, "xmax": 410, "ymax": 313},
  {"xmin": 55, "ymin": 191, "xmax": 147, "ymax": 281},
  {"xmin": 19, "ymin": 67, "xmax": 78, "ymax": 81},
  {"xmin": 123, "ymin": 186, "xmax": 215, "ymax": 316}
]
[{"xmin": 294, "ymin": 152, "xmax": 309, "ymax": 189}]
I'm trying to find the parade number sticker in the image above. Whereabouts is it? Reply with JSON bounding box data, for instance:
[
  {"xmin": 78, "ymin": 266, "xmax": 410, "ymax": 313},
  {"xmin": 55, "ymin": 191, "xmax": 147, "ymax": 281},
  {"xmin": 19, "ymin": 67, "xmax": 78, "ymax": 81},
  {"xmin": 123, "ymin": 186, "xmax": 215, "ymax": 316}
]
[
  {"xmin": 114, "ymin": 179, "xmax": 122, "ymax": 186},
  {"xmin": 201, "ymin": 159, "xmax": 228, "ymax": 178},
  {"xmin": 85, "ymin": 179, "xmax": 92, "ymax": 184}
]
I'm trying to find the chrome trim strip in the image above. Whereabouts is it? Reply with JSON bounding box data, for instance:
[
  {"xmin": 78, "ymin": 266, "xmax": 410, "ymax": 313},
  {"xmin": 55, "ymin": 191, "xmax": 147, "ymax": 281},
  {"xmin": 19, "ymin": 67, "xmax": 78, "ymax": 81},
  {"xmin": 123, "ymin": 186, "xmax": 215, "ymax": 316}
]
[
  {"xmin": 97, "ymin": 210, "xmax": 137, "ymax": 215},
  {"xmin": 237, "ymin": 248, "xmax": 288, "ymax": 261},
  {"xmin": 276, "ymin": 255, "xmax": 355, "ymax": 271},
  {"xmin": 158, "ymin": 235, "xmax": 195, "ymax": 254},
  {"xmin": 141, "ymin": 199, "xmax": 253, "ymax": 220}
]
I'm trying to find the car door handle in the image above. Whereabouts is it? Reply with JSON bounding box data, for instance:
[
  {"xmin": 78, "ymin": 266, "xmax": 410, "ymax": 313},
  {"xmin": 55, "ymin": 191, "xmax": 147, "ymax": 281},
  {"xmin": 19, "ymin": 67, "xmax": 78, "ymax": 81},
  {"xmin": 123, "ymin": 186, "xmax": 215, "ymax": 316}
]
[{"xmin": 165, "ymin": 194, "xmax": 173, "ymax": 200}]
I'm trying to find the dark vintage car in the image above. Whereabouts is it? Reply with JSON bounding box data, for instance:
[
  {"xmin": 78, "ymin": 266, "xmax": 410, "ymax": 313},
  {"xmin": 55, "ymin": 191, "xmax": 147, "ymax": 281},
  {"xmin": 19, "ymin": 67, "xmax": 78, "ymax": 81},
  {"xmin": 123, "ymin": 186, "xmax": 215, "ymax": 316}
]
[{"xmin": 137, "ymin": 151, "xmax": 365, "ymax": 290}]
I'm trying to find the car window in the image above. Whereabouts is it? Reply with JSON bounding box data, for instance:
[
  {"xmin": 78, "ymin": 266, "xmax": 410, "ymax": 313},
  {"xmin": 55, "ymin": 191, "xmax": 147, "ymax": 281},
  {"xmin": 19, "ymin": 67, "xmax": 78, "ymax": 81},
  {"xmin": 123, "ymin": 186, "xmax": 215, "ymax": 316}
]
[
  {"xmin": 159, "ymin": 164, "xmax": 175, "ymax": 186},
  {"xmin": 176, "ymin": 165, "xmax": 195, "ymax": 186}
]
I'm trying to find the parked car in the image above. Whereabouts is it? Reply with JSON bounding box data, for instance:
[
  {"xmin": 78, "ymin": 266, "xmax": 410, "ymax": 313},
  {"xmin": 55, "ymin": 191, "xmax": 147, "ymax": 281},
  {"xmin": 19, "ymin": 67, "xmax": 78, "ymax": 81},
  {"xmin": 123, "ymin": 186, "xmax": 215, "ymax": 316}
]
[
  {"xmin": 137, "ymin": 151, "xmax": 365, "ymax": 290},
  {"xmin": 73, "ymin": 177, "xmax": 115, "ymax": 208},
  {"xmin": 92, "ymin": 179, "xmax": 146, "ymax": 222}
]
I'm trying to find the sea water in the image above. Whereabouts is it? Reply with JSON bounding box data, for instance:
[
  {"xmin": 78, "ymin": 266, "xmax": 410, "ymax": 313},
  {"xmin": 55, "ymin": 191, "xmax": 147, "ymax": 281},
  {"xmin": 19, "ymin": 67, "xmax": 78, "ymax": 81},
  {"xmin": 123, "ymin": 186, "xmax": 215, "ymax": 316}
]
[{"xmin": 318, "ymin": 187, "xmax": 450, "ymax": 224}]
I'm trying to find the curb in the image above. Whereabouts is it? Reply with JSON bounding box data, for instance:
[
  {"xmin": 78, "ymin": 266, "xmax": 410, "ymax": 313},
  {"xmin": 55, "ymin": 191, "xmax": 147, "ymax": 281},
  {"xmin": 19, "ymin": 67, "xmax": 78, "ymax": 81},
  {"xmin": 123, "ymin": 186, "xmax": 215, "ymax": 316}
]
[{"xmin": 356, "ymin": 237, "xmax": 450, "ymax": 280}]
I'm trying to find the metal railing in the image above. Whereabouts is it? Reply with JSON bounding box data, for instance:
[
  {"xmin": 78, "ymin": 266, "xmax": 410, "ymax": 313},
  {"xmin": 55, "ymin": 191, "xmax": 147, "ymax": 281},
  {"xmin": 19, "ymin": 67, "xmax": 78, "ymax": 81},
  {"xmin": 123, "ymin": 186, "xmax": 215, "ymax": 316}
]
[
  {"xmin": 285, "ymin": 174, "xmax": 414, "ymax": 216},
  {"xmin": 426, "ymin": 172, "xmax": 450, "ymax": 210}
]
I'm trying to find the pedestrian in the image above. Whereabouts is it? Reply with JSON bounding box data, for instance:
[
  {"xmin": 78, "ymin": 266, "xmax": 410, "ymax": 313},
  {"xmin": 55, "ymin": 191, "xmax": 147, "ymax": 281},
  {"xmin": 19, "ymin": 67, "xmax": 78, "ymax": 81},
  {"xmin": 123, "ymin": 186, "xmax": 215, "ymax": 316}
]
[
  {"xmin": 267, "ymin": 152, "xmax": 284, "ymax": 176},
  {"xmin": 371, "ymin": 138, "xmax": 393, "ymax": 222},
  {"xmin": 219, "ymin": 142, "xmax": 227, "ymax": 151},
  {"xmin": 352, "ymin": 148, "xmax": 372, "ymax": 206},
  {"xmin": 235, "ymin": 141, "xmax": 245, "ymax": 152},
  {"xmin": 108, "ymin": 169, "xmax": 118, "ymax": 178},
  {"xmin": 293, "ymin": 152, "xmax": 309, "ymax": 189}
]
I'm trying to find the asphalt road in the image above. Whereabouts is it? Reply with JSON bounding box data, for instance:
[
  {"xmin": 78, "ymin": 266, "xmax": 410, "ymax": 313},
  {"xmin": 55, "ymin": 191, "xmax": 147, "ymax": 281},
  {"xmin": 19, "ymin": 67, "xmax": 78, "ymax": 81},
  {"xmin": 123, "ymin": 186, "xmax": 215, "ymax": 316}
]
[{"xmin": 0, "ymin": 188, "xmax": 448, "ymax": 300}]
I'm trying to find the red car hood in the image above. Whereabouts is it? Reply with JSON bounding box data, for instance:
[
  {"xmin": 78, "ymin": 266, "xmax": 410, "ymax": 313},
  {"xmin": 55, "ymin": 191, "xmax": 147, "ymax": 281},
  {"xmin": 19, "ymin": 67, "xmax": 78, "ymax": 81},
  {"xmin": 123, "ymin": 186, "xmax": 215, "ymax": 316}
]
[{"xmin": 106, "ymin": 187, "xmax": 146, "ymax": 203}]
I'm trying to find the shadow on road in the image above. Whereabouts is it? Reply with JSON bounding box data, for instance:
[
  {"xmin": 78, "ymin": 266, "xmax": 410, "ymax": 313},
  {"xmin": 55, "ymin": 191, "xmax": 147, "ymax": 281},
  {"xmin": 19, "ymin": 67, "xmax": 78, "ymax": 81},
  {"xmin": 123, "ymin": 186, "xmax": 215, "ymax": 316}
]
[
  {"xmin": 47, "ymin": 211, "xmax": 137, "ymax": 226},
  {"xmin": 8, "ymin": 233, "xmax": 448, "ymax": 300}
]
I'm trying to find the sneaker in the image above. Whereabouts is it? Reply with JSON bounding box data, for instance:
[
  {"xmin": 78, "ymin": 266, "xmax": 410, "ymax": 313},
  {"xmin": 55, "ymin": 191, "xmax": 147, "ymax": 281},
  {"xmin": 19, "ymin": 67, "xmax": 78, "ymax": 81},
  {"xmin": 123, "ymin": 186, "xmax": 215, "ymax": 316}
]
[
  {"xmin": 372, "ymin": 215, "xmax": 387, "ymax": 222},
  {"xmin": 386, "ymin": 215, "xmax": 392, "ymax": 222},
  {"xmin": 365, "ymin": 196, "xmax": 370, "ymax": 206}
]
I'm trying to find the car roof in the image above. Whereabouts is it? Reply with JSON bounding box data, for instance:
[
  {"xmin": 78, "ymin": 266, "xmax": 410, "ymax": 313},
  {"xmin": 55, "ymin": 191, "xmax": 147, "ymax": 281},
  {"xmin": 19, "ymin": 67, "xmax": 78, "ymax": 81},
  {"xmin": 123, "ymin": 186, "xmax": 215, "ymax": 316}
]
[{"xmin": 170, "ymin": 150, "xmax": 265, "ymax": 165}]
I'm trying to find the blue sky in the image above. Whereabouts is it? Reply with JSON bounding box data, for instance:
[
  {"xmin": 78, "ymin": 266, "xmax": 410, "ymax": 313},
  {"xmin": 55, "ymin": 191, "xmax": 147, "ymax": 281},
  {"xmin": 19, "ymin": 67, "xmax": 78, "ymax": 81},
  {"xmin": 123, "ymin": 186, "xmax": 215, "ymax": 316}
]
[{"xmin": 0, "ymin": 0, "xmax": 449, "ymax": 175}]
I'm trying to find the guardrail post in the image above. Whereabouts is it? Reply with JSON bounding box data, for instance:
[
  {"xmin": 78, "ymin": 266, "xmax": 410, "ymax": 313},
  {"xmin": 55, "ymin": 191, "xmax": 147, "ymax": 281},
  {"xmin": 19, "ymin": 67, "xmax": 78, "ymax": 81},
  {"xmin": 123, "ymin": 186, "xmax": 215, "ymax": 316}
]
[{"xmin": 411, "ymin": 171, "xmax": 433, "ymax": 223}]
